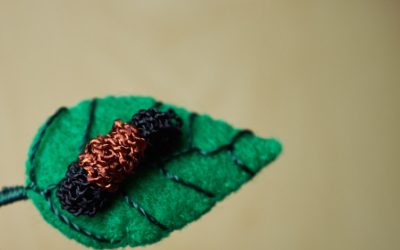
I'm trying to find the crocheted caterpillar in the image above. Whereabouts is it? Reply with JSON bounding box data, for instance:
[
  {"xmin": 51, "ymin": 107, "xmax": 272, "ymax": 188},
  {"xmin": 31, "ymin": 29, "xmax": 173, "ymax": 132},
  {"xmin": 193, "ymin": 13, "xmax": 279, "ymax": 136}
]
[
  {"xmin": 0, "ymin": 96, "xmax": 282, "ymax": 249},
  {"xmin": 57, "ymin": 108, "xmax": 182, "ymax": 216}
]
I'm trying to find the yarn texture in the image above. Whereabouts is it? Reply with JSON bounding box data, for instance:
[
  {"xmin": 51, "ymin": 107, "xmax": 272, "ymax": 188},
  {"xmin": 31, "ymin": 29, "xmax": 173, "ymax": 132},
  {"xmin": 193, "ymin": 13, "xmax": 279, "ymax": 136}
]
[
  {"xmin": 56, "ymin": 162, "xmax": 111, "ymax": 217},
  {"xmin": 25, "ymin": 96, "xmax": 282, "ymax": 249},
  {"xmin": 130, "ymin": 108, "xmax": 182, "ymax": 155},
  {"xmin": 79, "ymin": 120, "xmax": 147, "ymax": 192}
]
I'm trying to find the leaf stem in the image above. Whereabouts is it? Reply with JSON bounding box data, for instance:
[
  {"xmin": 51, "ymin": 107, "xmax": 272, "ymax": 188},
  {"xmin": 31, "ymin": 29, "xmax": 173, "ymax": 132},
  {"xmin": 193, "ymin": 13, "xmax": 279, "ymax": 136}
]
[{"xmin": 0, "ymin": 186, "xmax": 28, "ymax": 207}]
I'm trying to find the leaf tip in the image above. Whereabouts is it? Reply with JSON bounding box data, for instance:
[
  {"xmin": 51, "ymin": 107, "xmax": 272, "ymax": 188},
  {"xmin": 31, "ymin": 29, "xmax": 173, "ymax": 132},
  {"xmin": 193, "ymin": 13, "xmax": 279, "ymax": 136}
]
[{"xmin": 268, "ymin": 138, "xmax": 283, "ymax": 159}]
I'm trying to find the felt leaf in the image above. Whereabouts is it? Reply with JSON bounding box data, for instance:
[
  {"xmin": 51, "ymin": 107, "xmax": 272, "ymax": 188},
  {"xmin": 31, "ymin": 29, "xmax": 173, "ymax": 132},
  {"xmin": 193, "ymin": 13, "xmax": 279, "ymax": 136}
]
[{"xmin": 25, "ymin": 96, "xmax": 282, "ymax": 249}]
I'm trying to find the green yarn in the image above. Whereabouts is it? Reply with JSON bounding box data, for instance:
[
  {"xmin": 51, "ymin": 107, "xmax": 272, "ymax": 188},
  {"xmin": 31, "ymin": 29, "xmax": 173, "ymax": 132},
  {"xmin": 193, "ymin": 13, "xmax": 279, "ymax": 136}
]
[
  {"xmin": 25, "ymin": 96, "xmax": 282, "ymax": 249},
  {"xmin": 0, "ymin": 186, "xmax": 28, "ymax": 207}
]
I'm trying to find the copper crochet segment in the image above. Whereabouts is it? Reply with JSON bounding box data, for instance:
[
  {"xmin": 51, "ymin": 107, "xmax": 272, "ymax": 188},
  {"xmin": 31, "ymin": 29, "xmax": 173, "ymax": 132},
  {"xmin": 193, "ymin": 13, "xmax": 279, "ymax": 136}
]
[{"xmin": 78, "ymin": 120, "xmax": 148, "ymax": 192}]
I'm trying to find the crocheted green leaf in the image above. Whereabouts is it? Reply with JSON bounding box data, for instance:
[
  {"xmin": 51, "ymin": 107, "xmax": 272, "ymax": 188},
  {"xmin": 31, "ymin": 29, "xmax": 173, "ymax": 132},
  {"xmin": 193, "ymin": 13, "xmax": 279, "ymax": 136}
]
[{"xmin": 25, "ymin": 96, "xmax": 282, "ymax": 249}]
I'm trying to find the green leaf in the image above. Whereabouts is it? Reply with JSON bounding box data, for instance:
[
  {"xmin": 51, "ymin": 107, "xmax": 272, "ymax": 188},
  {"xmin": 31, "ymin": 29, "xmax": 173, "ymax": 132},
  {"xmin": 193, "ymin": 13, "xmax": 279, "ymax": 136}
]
[{"xmin": 25, "ymin": 96, "xmax": 282, "ymax": 249}]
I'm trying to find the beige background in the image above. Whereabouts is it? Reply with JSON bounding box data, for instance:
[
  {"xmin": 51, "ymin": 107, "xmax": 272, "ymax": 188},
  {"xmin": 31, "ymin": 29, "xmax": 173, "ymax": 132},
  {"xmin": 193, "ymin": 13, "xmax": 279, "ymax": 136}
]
[{"xmin": 0, "ymin": 1, "xmax": 399, "ymax": 249}]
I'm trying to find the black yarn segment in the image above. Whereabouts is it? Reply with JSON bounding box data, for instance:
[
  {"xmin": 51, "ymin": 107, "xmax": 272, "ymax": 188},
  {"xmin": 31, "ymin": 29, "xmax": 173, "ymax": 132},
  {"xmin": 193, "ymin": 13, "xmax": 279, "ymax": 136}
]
[
  {"xmin": 130, "ymin": 108, "xmax": 183, "ymax": 155},
  {"xmin": 56, "ymin": 162, "xmax": 112, "ymax": 217}
]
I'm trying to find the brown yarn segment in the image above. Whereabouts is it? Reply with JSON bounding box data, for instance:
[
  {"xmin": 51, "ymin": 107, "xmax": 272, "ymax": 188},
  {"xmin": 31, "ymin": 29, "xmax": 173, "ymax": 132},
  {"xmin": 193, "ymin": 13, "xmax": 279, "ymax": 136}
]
[{"xmin": 78, "ymin": 120, "xmax": 147, "ymax": 192}]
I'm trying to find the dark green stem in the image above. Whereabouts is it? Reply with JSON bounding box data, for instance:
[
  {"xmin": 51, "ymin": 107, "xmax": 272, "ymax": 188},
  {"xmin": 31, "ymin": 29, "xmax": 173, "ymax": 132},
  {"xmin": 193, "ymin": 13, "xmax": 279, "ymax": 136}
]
[{"xmin": 0, "ymin": 186, "xmax": 28, "ymax": 207}]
